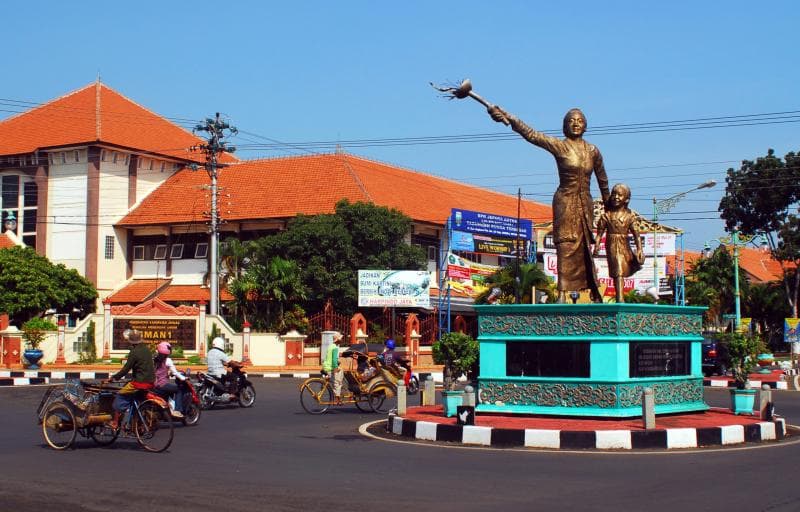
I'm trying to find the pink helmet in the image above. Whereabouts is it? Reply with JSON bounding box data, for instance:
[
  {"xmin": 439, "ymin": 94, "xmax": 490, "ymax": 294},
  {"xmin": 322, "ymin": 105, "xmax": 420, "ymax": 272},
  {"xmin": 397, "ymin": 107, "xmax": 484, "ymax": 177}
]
[{"xmin": 156, "ymin": 341, "xmax": 172, "ymax": 355}]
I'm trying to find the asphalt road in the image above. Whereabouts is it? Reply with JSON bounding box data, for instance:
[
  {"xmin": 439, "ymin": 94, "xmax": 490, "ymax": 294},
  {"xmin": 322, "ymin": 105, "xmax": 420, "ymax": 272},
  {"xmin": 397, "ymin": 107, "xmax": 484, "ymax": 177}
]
[{"xmin": 2, "ymin": 380, "xmax": 799, "ymax": 512}]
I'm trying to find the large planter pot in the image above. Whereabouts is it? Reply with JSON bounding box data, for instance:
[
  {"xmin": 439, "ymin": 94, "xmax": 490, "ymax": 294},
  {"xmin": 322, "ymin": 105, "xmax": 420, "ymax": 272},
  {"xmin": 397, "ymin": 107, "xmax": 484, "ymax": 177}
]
[
  {"xmin": 442, "ymin": 390, "xmax": 464, "ymax": 418},
  {"xmin": 23, "ymin": 348, "xmax": 44, "ymax": 370},
  {"xmin": 730, "ymin": 388, "xmax": 756, "ymax": 415}
]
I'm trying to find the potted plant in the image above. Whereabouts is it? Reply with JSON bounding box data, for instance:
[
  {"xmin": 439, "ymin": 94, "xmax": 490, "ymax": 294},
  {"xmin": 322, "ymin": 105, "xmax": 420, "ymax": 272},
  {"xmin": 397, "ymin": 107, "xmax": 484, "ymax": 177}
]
[
  {"xmin": 432, "ymin": 332, "xmax": 479, "ymax": 417},
  {"xmin": 22, "ymin": 317, "xmax": 57, "ymax": 369},
  {"xmin": 718, "ymin": 331, "xmax": 764, "ymax": 415}
]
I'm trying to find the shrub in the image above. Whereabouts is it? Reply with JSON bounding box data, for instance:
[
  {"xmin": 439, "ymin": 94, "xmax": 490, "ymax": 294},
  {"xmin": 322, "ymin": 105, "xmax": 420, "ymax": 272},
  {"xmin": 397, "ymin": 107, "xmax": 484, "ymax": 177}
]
[
  {"xmin": 432, "ymin": 332, "xmax": 479, "ymax": 391},
  {"xmin": 22, "ymin": 317, "xmax": 57, "ymax": 350}
]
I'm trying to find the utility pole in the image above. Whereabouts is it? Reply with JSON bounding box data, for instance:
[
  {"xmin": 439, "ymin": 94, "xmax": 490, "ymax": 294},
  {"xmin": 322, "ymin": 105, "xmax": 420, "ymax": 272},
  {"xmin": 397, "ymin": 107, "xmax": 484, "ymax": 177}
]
[
  {"xmin": 191, "ymin": 113, "xmax": 237, "ymax": 316},
  {"xmin": 515, "ymin": 188, "xmax": 521, "ymax": 304}
]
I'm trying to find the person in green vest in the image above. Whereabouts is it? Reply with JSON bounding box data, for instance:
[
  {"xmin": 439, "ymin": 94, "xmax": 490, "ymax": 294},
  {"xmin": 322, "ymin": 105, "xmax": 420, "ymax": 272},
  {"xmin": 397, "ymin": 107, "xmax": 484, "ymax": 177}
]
[{"xmin": 322, "ymin": 332, "xmax": 344, "ymax": 404}]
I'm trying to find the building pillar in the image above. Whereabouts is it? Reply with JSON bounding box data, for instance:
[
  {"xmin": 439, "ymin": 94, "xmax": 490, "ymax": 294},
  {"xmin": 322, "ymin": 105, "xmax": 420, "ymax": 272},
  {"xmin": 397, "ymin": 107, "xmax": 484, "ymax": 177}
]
[
  {"xmin": 198, "ymin": 300, "xmax": 207, "ymax": 357},
  {"xmin": 241, "ymin": 321, "xmax": 251, "ymax": 365},
  {"xmin": 55, "ymin": 316, "xmax": 67, "ymax": 365},
  {"xmin": 102, "ymin": 299, "xmax": 112, "ymax": 360}
]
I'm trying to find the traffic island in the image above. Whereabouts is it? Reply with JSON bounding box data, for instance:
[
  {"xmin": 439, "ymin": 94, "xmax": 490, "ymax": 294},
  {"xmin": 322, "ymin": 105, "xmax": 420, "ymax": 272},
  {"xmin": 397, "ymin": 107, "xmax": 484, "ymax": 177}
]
[{"xmin": 385, "ymin": 406, "xmax": 789, "ymax": 450}]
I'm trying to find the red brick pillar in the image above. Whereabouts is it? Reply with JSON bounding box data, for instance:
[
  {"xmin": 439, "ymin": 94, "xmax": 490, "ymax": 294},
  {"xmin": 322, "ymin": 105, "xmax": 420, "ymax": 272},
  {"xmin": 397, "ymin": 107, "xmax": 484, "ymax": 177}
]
[
  {"xmin": 404, "ymin": 313, "xmax": 421, "ymax": 366},
  {"xmin": 55, "ymin": 316, "xmax": 67, "ymax": 365},
  {"xmin": 350, "ymin": 313, "xmax": 367, "ymax": 345}
]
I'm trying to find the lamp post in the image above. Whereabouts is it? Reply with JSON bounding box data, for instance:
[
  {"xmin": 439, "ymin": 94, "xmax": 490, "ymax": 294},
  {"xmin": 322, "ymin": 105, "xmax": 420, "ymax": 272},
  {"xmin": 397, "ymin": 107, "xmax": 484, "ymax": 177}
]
[
  {"xmin": 651, "ymin": 180, "xmax": 716, "ymax": 299},
  {"xmin": 703, "ymin": 231, "xmax": 766, "ymax": 330}
]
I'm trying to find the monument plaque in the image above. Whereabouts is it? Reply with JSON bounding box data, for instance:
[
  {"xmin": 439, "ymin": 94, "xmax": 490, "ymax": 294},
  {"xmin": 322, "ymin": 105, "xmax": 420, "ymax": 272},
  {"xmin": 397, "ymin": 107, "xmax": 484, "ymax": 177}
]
[
  {"xmin": 113, "ymin": 318, "xmax": 197, "ymax": 350},
  {"xmin": 629, "ymin": 342, "xmax": 689, "ymax": 378}
]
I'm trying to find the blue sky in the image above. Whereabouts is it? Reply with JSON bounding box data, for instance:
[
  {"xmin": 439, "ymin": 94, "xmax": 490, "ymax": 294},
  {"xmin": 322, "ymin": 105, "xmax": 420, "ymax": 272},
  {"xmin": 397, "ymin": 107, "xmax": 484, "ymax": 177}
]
[{"xmin": 3, "ymin": 1, "xmax": 797, "ymax": 250}]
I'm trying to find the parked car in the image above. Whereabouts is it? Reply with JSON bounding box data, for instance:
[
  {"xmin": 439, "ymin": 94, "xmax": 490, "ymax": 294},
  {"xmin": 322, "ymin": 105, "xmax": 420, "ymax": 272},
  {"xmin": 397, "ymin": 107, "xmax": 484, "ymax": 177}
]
[{"xmin": 702, "ymin": 335, "xmax": 728, "ymax": 377}]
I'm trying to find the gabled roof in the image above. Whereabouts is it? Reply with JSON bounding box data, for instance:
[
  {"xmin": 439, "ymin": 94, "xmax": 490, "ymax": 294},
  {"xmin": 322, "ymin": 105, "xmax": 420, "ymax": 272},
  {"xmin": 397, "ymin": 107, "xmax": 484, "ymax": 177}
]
[
  {"xmin": 117, "ymin": 153, "xmax": 552, "ymax": 227},
  {"xmin": 0, "ymin": 82, "xmax": 237, "ymax": 164},
  {"xmin": 106, "ymin": 278, "xmax": 234, "ymax": 304}
]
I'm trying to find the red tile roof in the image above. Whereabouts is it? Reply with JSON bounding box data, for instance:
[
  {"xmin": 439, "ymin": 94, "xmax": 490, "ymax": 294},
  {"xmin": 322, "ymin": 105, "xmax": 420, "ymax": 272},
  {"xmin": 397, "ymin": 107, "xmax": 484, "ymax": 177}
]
[
  {"xmin": 669, "ymin": 247, "xmax": 793, "ymax": 283},
  {"xmin": 107, "ymin": 279, "xmax": 234, "ymax": 304},
  {"xmin": 117, "ymin": 153, "xmax": 552, "ymax": 227},
  {"xmin": 158, "ymin": 285, "xmax": 234, "ymax": 302},
  {"xmin": 0, "ymin": 82, "xmax": 237, "ymax": 164},
  {"xmin": 106, "ymin": 279, "xmax": 171, "ymax": 303}
]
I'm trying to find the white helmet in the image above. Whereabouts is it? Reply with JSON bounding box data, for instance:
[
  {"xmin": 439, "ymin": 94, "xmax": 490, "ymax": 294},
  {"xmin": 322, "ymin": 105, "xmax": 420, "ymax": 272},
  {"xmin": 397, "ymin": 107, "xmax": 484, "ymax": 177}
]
[{"xmin": 212, "ymin": 337, "xmax": 225, "ymax": 350}]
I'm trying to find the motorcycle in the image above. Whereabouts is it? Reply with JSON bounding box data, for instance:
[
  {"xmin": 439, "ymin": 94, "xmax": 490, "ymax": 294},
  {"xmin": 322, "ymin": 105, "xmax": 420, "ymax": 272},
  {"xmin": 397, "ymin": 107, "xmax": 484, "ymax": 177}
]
[
  {"xmin": 195, "ymin": 363, "xmax": 256, "ymax": 409},
  {"xmin": 177, "ymin": 369, "xmax": 201, "ymax": 426}
]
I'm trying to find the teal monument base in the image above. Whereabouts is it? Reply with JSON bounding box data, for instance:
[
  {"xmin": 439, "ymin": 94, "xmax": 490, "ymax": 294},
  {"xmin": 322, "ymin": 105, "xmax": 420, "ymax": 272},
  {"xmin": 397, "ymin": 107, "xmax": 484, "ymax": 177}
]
[{"xmin": 474, "ymin": 303, "xmax": 709, "ymax": 418}]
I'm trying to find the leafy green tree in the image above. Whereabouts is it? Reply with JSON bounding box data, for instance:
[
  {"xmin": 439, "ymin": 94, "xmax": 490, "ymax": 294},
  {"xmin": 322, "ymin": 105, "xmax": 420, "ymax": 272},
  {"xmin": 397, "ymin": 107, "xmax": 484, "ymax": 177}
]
[
  {"xmin": 719, "ymin": 149, "xmax": 800, "ymax": 316},
  {"xmin": 0, "ymin": 246, "xmax": 97, "ymax": 325},
  {"xmin": 685, "ymin": 246, "xmax": 745, "ymax": 328},
  {"xmin": 250, "ymin": 200, "xmax": 426, "ymax": 315},
  {"xmin": 744, "ymin": 282, "xmax": 789, "ymax": 351},
  {"xmin": 432, "ymin": 332, "xmax": 479, "ymax": 391},
  {"xmin": 474, "ymin": 262, "xmax": 554, "ymax": 304}
]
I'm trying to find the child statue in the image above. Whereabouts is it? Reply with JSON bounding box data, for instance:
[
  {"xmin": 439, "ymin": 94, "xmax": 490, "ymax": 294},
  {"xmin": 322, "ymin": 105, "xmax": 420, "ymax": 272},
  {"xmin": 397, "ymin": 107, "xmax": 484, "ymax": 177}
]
[{"xmin": 593, "ymin": 184, "xmax": 644, "ymax": 302}]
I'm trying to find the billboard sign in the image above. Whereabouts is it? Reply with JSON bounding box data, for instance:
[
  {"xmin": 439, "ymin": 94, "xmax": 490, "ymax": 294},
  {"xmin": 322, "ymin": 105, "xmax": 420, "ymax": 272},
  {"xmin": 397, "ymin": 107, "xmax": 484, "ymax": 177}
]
[
  {"xmin": 543, "ymin": 253, "xmax": 670, "ymax": 296},
  {"xmin": 112, "ymin": 318, "xmax": 196, "ymax": 351},
  {"xmin": 450, "ymin": 208, "xmax": 532, "ymax": 240},
  {"xmin": 358, "ymin": 270, "xmax": 431, "ymax": 308},
  {"xmin": 451, "ymin": 230, "xmax": 529, "ymax": 257},
  {"xmin": 445, "ymin": 252, "xmax": 500, "ymax": 297},
  {"xmin": 785, "ymin": 318, "xmax": 800, "ymax": 344}
]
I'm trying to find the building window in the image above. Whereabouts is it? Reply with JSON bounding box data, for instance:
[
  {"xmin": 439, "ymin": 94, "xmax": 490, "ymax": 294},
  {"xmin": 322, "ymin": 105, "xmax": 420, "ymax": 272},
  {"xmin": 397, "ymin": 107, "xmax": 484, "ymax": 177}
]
[
  {"xmin": 153, "ymin": 244, "xmax": 167, "ymax": 260},
  {"xmin": 1, "ymin": 174, "xmax": 37, "ymax": 246},
  {"xmin": 170, "ymin": 244, "xmax": 184, "ymax": 259},
  {"xmin": 101, "ymin": 150, "xmax": 108, "ymax": 162},
  {"xmin": 133, "ymin": 245, "xmax": 145, "ymax": 260},
  {"xmin": 194, "ymin": 243, "xmax": 208, "ymax": 259},
  {"xmin": 427, "ymin": 246, "xmax": 438, "ymax": 261},
  {"xmin": 73, "ymin": 150, "xmax": 80, "ymax": 163},
  {"xmin": 61, "ymin": 152, "xmax": 67, "ymax": 164},
  {"xmin": 104, "ymin": 236, "xmax": 115, "ymax": 260}
]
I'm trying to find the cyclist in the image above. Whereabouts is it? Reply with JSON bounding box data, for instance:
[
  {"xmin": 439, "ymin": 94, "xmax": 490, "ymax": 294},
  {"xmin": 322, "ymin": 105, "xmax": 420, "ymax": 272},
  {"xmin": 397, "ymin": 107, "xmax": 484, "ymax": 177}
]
[
  {"xmin": 153, "ymin": 341, "xmax": 185, "ymax": 418},
  {"xmin": 105, "ymin": 329, "xmax": 154, "ymax": 430}
]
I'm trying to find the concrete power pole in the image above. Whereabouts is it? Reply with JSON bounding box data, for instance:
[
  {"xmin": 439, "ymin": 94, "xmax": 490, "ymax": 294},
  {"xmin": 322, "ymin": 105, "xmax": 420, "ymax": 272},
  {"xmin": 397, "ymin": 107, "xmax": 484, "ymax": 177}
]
[{"xmin": 191, "ymin": 113, "xmax": 237, "ymax": 316}]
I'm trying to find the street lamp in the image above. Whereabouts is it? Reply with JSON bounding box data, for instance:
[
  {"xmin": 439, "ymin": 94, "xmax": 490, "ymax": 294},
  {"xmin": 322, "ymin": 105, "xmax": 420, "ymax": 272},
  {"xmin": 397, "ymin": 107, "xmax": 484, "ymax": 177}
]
[
  {"xmin": 704, "ymin": 231, "xmax": 766, "ymax": 330},
  {"xmin": 651, "ymin": 180, "xmax": 716, "ymax": 300}
]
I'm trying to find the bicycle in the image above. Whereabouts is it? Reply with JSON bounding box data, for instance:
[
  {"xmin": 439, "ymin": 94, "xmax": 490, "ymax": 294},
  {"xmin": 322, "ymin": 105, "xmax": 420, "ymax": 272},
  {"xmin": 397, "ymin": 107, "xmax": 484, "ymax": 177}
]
[{"xmin": 40, "ymin": 381, "xmax": 174, "ymax": 453}]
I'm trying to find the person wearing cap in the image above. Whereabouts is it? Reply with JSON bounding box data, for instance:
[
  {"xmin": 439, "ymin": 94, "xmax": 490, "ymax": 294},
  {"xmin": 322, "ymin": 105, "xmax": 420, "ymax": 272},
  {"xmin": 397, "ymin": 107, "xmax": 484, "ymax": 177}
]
[
  {"xmin": 322, "ymin": 333, "xmax": 344, "ymax": 404},
  {"xmin": 153, "ymin": 341, "xmax": 185, "ymax": 419},
  {"xmin": 105, "ymin": 329, "xmax": 154, "ymax": 430}
]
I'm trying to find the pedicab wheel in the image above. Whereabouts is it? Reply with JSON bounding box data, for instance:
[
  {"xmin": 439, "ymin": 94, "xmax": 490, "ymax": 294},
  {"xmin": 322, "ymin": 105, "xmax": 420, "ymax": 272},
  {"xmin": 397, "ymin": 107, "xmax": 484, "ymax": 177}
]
[
  {"xmin": 42, "ymin": 402, "xmax": 77, "ymax": 450},
  {"xmin": 300, "ymin": 378, "xmax": 331, "ymax": 414},
  {"xmin": 354, "ymin": 395, "xmax": 372, "ymax": 413},
  {"xmin": 367, "ymin": 382, "xmax": 395, "ymax": 413},
  {"xmin": 134, "ymin": 400, "xmax": 174, "ymax": 453},
  {"xmin": 182, "ymin": 402, "xmax": 201, "ymax": 426},
  {"xmin": 238, "ymin": 384, "xmax": 256, "ymax": 408},
  {"xmin": 88, "ymin": 424, "xmax": 119, "ymax": 446}
]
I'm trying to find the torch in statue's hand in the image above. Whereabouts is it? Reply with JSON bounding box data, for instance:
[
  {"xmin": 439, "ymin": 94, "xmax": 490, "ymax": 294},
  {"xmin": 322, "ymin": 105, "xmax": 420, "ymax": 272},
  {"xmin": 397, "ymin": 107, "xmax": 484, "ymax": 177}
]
[{"xmin": 430, "ymin": 79, "xmax": 510, "ymax": 126}]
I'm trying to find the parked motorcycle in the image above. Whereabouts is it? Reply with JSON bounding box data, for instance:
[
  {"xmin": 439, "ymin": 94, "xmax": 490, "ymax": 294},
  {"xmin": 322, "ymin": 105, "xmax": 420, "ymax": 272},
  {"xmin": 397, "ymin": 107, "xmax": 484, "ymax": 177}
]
[{"xmin": 195, "ymin": 363, "xmax": 256, "ymax": 409}]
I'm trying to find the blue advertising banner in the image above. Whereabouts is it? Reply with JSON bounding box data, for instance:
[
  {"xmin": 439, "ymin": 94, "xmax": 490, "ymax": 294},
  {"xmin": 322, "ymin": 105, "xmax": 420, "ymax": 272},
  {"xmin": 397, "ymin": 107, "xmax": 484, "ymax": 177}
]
[
  {"xmin": 450, "ymin": 230, "xmax": 475, "ymax": 251},
  {"xmin": 786, "ymin": 318, "xmax": 800, "ymax": 344},
  {"xmin": 451, "ymin": 209, "xmax": 532, "ymax": 240}
]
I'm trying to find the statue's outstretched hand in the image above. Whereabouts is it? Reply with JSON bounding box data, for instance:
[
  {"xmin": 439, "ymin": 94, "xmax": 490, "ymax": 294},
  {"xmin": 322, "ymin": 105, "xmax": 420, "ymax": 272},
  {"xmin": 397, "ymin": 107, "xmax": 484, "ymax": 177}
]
[{"xmin": 488, "ymin": 106, "xmax": 510, "ymax": 125}]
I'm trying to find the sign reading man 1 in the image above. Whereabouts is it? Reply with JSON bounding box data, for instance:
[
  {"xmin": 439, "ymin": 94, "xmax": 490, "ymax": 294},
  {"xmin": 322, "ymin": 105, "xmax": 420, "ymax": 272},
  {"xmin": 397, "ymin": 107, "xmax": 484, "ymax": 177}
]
[
  {"xmin": 113, "ymin": 318, "xmax": 197, "ymax": 350},
  {"xmin": 358, "ymin": 270, "xmax": 431, "ymax": 308}
]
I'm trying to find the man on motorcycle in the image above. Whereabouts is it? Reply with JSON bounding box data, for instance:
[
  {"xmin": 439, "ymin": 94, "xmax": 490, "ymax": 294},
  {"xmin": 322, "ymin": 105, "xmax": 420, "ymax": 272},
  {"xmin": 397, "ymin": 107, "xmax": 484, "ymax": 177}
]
[
  {"xmin": 154, "ymin": 341, "xmax": 185, "ymax": 419},
  {"xmin": 207, "ymin": 336, "xmax": 240, "ymax": 391}
]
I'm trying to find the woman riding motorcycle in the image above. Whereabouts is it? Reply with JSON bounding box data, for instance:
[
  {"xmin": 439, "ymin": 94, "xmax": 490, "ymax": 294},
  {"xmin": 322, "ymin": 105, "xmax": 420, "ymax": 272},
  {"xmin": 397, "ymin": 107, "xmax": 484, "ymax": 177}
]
[{"xmin": 153, "ymin": 341, "xmax": 185, "ymax": 418}]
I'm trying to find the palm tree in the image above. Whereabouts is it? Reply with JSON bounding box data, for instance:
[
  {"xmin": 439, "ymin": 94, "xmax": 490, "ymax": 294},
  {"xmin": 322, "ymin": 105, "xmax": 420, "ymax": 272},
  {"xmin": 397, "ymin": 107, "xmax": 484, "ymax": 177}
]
[
  {"xmin": 686, "ymin": 246, "xmax": 746, "ymax": 328},
  {"xmin": 474, "ymin": 262, "xmax": 555, "ymax": 304}
]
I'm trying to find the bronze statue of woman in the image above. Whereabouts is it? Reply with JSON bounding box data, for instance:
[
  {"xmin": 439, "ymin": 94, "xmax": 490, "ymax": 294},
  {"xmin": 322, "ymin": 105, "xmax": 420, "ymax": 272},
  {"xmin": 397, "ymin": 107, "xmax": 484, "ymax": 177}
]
[{"xmin": 488, "ymin": 106, "xmax": 609, "ymax": 303}]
